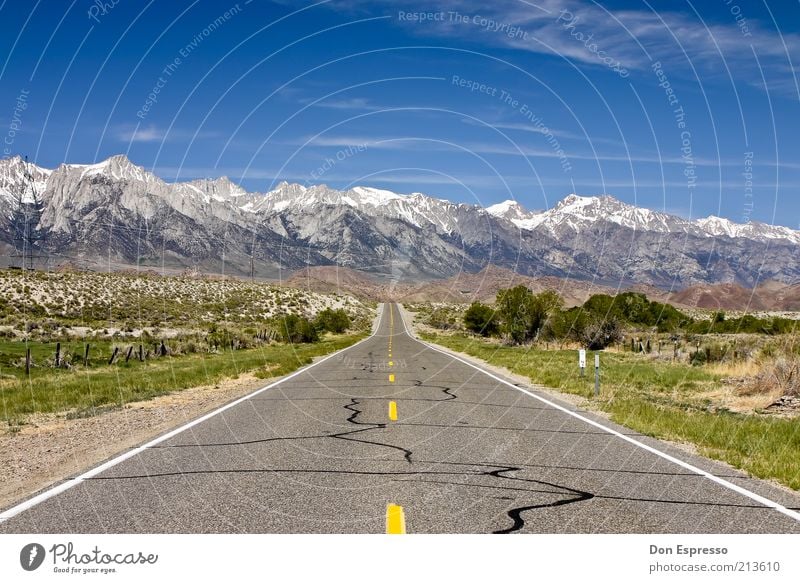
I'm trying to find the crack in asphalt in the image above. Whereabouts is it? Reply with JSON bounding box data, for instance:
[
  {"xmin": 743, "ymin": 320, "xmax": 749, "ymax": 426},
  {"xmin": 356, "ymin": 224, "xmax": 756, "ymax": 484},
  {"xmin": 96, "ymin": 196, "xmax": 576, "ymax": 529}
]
[
  {"xmin": 329, "ymin": 399, "xmax": 413, "ymax": 464},
  {"xmin": 152, "ymin": 398, "xmax": 413, "ymax": 464}
]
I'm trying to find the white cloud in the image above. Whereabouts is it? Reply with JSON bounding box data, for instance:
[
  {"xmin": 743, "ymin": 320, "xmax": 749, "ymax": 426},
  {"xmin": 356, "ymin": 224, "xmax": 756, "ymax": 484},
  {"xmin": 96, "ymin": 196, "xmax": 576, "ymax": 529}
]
[
  {"xmin": 117, "ymin": 125, "xmax": 165, "ymax": 143},
  {"xmin": 333, "ymin": 0, "xmax": 799, "ymax": 95},
  {"xmin": 305, "ymin": 97, "xmax": 382, "ymax": 111},
  {"xmin": 115, "ymin": 125, "xmax": 220, "ymax": 143}
]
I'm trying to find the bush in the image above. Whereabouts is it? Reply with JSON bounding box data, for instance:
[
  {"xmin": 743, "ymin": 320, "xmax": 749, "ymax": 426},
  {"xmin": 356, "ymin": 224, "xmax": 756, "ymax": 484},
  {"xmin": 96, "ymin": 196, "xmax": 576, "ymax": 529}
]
[
  {"xmin": 496, "ymin": 286, "xmax": 562, "ymax": 344},
  {"xmin": 738, "ymin": 357, "xmax": 800, "ymax": 397},
  {"xmin": 579, "ymin": 315, "xmax": 624, "ymax": 350},
  {"xmin": 276, "ymin": 314, "xmax": 319, "ymax": 343},
  {"xmin": 426, "ymin": 307, "xmax": 457, "ymax": 330},
  {"xmin": 315, "ymin": 308, "xmax": 350, "ymax": 334},
  {"xmin": 463, "ymin": 302, "xmax": 499, "ymax": 337},
  {"xmin": 690, "ymin": 349, "xmax": 707, "ymax": 366}
]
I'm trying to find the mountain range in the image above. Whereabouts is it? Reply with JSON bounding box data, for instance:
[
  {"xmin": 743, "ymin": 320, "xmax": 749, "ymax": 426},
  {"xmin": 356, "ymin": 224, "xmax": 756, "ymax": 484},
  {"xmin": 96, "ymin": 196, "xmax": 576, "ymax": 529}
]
[{"xmin": 1, "ymin": 154, "xmax": 799, "ymax": 288}]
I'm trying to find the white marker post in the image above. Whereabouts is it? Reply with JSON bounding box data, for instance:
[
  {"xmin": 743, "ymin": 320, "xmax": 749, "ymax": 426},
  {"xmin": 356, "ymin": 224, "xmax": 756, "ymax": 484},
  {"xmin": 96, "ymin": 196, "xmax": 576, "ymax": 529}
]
[
  {"xmin": 594, "ymin": 353, "xmax": 600, "ymax": 396},
  {"xmin": 579, "ymin": 349, "xmax": 586, "ymax": 377}
]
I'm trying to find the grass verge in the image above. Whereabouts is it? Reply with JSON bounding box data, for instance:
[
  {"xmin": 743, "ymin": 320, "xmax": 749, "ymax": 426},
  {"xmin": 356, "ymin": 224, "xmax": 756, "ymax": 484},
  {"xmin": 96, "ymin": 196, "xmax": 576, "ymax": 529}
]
[
  {"xmin": 421, "ymin": 331, "xmax": 800, "ymax": 491},
  {"xmin": 0, "ymin": 332, "xmax": 367, "ymax": 426}
]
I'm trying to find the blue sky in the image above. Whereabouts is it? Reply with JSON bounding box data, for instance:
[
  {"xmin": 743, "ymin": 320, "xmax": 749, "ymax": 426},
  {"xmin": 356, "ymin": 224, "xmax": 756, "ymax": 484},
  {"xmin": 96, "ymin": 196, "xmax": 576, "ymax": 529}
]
[{"xmin": 1, "ymin": 0, "xmax": 799, "ymax": 227}]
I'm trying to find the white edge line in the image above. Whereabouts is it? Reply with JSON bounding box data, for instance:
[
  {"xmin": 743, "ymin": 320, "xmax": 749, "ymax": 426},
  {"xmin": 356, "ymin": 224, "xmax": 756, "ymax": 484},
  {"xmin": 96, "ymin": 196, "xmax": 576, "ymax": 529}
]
[
  {"xmin": 0, "ymin": 303, "xmax": 386, "ymax": 523},
  {"xmin": 395, "ymin": 303, "xmax": 800, "ymax": 523}
]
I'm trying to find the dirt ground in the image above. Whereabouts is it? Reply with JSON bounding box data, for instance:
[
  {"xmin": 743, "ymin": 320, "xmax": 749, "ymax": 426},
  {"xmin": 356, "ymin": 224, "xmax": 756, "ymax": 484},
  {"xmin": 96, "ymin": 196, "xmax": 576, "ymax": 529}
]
[{"xmin": 0, "ymin": 371, "xmax": 276, "ymax": 511}]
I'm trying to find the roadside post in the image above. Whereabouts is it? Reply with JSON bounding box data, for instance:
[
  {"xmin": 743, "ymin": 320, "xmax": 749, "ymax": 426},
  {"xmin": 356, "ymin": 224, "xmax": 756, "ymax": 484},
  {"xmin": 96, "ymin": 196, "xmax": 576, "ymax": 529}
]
[
  {"xmin": 579, "ymin": 349, "xmax": 586, "ymax": 377},
  {"xmin": 594, "ymin": 353, "xmax": 600, "ymax": 396}
]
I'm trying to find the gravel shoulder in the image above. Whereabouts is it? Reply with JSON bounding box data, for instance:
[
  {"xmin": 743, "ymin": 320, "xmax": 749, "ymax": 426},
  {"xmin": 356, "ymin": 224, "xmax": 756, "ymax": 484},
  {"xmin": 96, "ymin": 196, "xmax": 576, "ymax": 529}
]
[
  {"xmin": 2, "ymin": 367, "xmax": 300, "ymax": 511},
  {"xmin": 1, "ymin": 311, "xmax": 383, "ymax": 512}
]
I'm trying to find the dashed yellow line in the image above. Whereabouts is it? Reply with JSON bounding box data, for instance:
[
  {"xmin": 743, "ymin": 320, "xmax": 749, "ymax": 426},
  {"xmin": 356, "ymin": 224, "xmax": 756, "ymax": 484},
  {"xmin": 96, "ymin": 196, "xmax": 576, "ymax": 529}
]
[
  {"xmin": 386, "ymin": 503, "xmax": 406, "ymax": 534},
  {"xmin": 388, "ymin": 400, "xmax": 398, "ymax": 421},
  {"xmin": 389, "ymin": 373, "xmax": 395, "ymax": 383},
  {"xmin": 388, "ymin": 361, "xmax": 393, "ymax": 367}
]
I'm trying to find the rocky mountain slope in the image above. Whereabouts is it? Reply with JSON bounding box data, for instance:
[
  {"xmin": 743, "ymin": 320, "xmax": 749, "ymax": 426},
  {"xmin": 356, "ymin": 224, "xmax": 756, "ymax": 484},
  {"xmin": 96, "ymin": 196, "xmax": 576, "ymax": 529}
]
[{"xmin": 2, "ymin": 154, "xmax": 799, "ymax": 288}]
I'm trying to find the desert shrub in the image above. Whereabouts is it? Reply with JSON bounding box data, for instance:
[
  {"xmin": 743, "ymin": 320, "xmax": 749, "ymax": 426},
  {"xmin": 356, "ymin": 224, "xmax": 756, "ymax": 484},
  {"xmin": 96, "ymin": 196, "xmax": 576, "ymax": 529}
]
[
  {"xmin": 315, "ymin": 308, "xmax": 350, "ymax": 334},
  {"xmin": 426, "ymin": 307, "xmax": 458, "ymax": 330},
  {"xmin": 690, "ymin": 349, "xmax": 707, "ymax": 366},
  {"xmin": 275, "ymin": 314, "xmax": 318, "ymax": 343},
  {"xmin": 738, "ymin": 356, "xmax": 800, "ymax": 397},
  {"xmin": 578, "ymin": 315, "xmax": 624, "ymax": 350},
  {"xmin": 463, "ymin": 302, "xmax": 499, "ymax": 337},
  {"xmin": 496, "ymin": 286, "xmax": 562, "ymax": 344}
]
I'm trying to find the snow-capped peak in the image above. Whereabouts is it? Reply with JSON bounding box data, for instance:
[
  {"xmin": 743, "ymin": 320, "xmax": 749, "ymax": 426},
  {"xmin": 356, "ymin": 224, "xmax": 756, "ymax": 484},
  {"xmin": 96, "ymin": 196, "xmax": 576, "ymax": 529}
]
[
  {"xmin": 0, "ymin": 156, "xmax": 51, "ymax": 203},
  {"xmin": 350, "ymin": 186, "xmax": 403, "ymax": 205},
  {"xmin": 486, "ymin": 199, "xmax": 525, "ymax": 218},
  {"xmin": 696, "ymin": 215, "xmax": 800, "ymax": 244},
  {"xmin": 533, "ymin": 194, "xmax": 678, "ymax": 234},
  {"xmin": 67, "ymin": 154, "xmax": 159, "ymax": 184},
  {"xmin": 3, "ymin": 152, "xmax": 799, "ymax": 247},
  {"xmin": 178, "ymin": 176, "xmax": 249, "ymax": 204},
  {"xmin": 491, "ymin": 194, "xmax": 800, "ymax": 245},
  {"xmin": 696, "ymin": 215, "xmax": 737, "ymax": 237},
  {"xmin": 485, "ymin": 199, "xmax": 545, "ymax": 229}
]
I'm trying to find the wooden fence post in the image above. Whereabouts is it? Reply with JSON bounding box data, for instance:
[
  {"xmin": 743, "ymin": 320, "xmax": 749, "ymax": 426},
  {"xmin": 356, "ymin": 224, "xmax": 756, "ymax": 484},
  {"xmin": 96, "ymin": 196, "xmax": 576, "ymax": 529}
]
[
  {"xmin": 55, "ymin": 342, "xmax": 61, "ymax": 367},
  {"xmin": 125, "ymin": 346, "xmax": 133, "ymax": 362},
  {"xmin": 138, "ymin": 344, "xmax": 144, "ymax": 361},
  {"xmin": 84, "ymin": 343, "xmax": 90, "ymax": 367},
  {"xmin": 109, "ymin": 346, "xmax": 119, "ymax": 365},
  {"xmin": 25, "ymin": 348, "xmax": 31, "ymax": 376}
]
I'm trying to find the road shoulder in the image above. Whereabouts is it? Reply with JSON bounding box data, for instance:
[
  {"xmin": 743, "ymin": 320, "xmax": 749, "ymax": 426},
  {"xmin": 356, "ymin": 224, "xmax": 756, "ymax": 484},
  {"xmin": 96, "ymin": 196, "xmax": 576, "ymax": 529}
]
[{"xmin": 397, "ymin": 303, "xmax": 800, "ymax": 509}]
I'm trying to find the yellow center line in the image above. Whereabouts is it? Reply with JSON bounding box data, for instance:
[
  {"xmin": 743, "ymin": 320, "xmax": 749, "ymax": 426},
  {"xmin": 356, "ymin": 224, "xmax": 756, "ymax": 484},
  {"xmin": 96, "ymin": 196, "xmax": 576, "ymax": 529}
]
[
  {"xmin": 389, "ymin": 373, "xmax": 395, "ymax": 383},
  {"xmin": 386, "ymin": 503, "xmax": 406, "ymax": 534},
  {"xmin": 388, "ymin": 400, "xmax": 398, "ymax": 421}
]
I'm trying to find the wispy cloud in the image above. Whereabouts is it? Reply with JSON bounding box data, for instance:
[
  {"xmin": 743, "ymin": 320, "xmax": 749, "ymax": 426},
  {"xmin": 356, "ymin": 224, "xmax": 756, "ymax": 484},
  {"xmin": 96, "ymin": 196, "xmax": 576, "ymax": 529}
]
[
  {"xmin": 115, "ymin": 125, "xmax": 219, "ymax": 143},
  {"xmin": 304, "ymin": 97, "xmax": 383, "ymax": 111},
  {"xmin": 117, "ymin": 125, "xmax": 165, "ymax": 143},
  {"xmin": 298, "ymin": 133, "xmax": 728, "ymax": 166},
  {"xmin": 333, "ymin": 0, "xmax": 799, "ymax": 96},
  {"xmin": 460, "ymin": 118, "xmax": 626, "ymax": 147}
]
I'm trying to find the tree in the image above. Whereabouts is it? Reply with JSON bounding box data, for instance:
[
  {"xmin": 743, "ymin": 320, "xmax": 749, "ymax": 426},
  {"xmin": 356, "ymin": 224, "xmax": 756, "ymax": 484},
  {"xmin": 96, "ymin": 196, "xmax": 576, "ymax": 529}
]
[
  {"xmin": 496, "ymin": 286, "xmax": 563, "ymax": 344},
  {"xmin": 276, "ymin": 314, "xmax": 318, "ymax": 343},
  {"xmin": 579, "ymin": 314, "xmax": 623, "ymax": 350},
  {"xmin": 315, "ymin": 308, "xmax": 350, "ymax": 334},
  {"xmin": 463, "ymin": 302, "xmax": 499, "ymax": 337}
]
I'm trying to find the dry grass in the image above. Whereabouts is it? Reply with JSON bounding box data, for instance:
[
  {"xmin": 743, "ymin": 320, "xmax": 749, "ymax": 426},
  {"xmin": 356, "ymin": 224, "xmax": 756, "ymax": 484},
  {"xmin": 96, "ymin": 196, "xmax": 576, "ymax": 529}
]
[
  {"xmin": 737, "ymin": 356, "xmax": 800, "ymax": 398},
  {"xmin": 424, "ymin": 331, "xmax": 800, "ymax": 490},
  {"xmin": 707, "ymin": 359, "xmax": 761, "ymax": 377}
]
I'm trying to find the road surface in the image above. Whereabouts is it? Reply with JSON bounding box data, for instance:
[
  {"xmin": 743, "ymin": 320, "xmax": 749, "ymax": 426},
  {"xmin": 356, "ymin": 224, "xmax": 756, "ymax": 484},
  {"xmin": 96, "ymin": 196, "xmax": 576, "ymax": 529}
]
[{"xmin": 2, "ymin": 303, "xmax": 799, "ymax": 533}]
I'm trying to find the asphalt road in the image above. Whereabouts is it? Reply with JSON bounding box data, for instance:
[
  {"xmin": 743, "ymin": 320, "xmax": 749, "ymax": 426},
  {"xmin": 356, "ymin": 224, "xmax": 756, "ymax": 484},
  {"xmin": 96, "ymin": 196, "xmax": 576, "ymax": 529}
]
[{"xmin": 2, "ymin": 302, "xmax": 799, "ymax": 533}]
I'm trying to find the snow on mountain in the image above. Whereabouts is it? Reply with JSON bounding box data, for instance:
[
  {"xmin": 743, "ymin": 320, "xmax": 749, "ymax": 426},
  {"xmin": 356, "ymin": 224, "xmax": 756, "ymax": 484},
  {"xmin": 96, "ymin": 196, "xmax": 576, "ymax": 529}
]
[
  {"xmin": 531, "ymin": 194, "xmax": 681, "ymax": 234},
  {"xmin": 487, "ymin": 193, "xmax": 800, "ymax": 245},
  {"xmin": 696, "ymin": 215, "xmax": 800, "ymax": 245},
  {"xmin": 486, "ymin": 199, "xmax": 537, "ymax": 221},
  {"xmin": 251, "ymin": 182, "xmax": 463, "ymax": 232},
  {"xmin": 67, "ymin": 154, "xmax": 160, "ymax": 184},
  {"xmin": 176, "ymin": 176, "xmax": 249, "ymax": 204},
  {"xmin": 1, "ymin": 154, "xmax": 799, "ymax": 247},
  {"xmin": 350, "ymin": 186, "xmax": 403, "ymax": 205},
  {"xmin": 1, "ymin": 153, "xmax": 799, "ymax": 285},
  {"xmin": 0, "ymin": 156, "xmax": 51, "ymax": 204}
]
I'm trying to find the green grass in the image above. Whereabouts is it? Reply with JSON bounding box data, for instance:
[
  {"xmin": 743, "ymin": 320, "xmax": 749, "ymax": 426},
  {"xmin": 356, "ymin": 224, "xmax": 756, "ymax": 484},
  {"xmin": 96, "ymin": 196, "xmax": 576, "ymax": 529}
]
[
  {"xmin": 422, "ymin": 332, "xmax": 800, "ymax": 490},
  {"xmin": 0, "ymin": 333, "xmax": 366, "ymax": 425}
]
